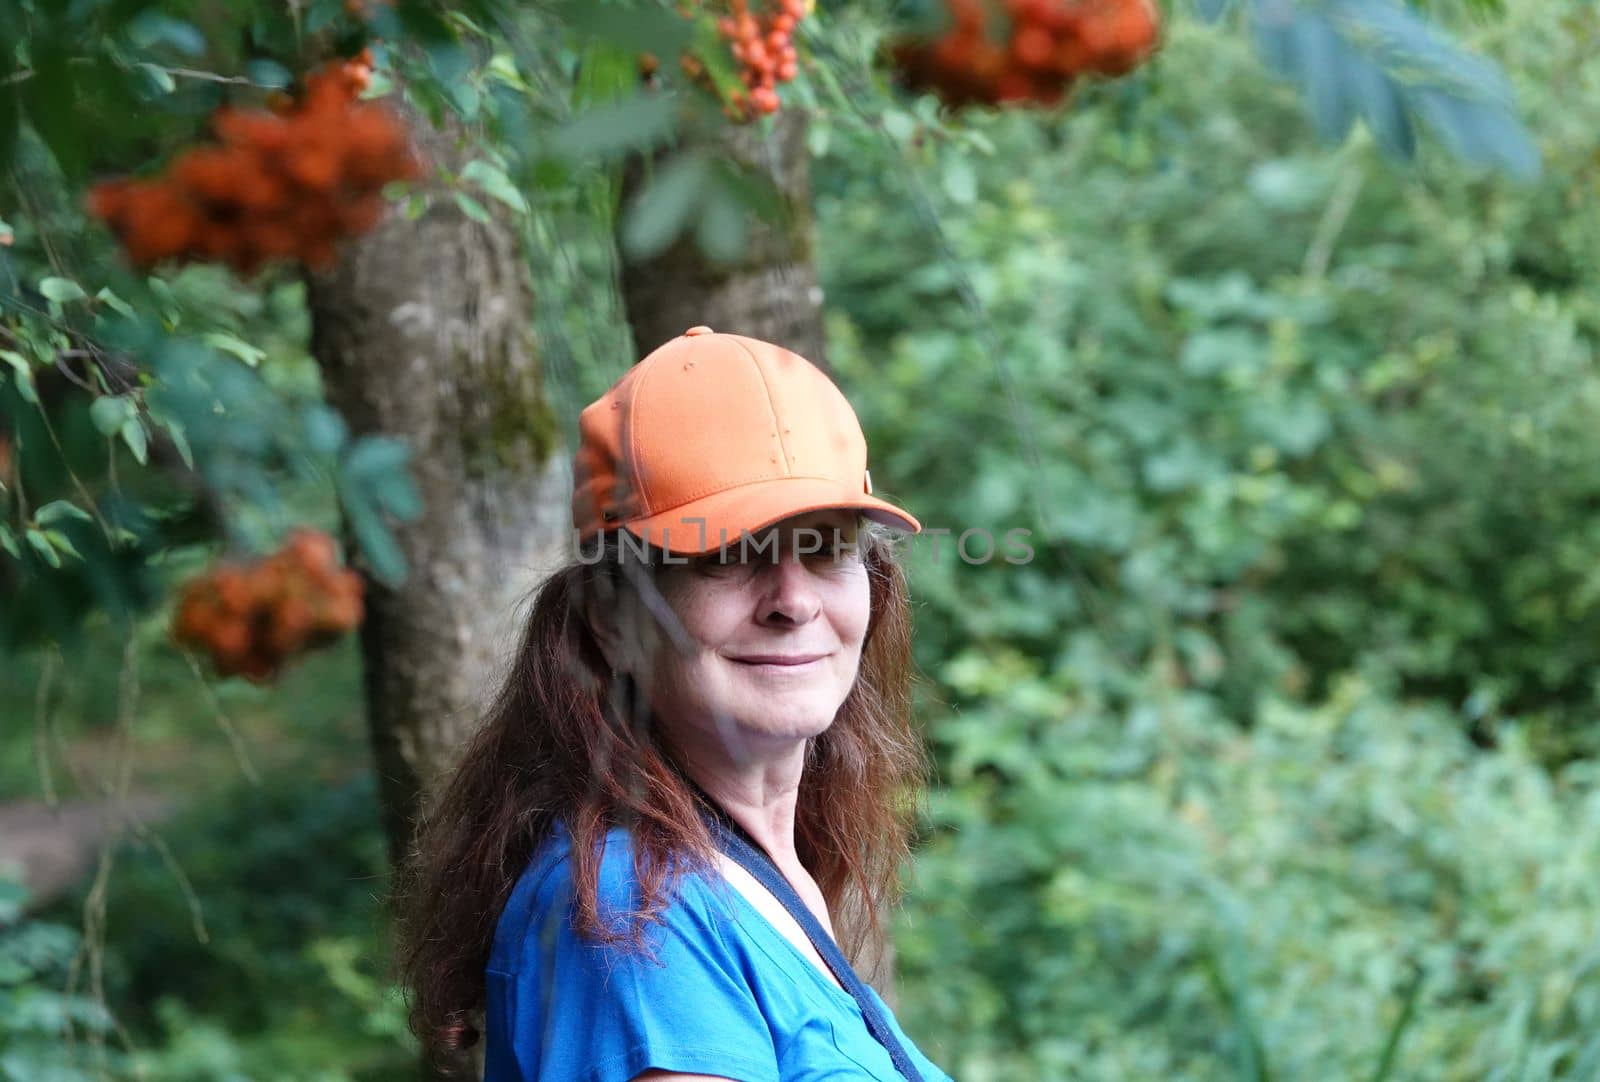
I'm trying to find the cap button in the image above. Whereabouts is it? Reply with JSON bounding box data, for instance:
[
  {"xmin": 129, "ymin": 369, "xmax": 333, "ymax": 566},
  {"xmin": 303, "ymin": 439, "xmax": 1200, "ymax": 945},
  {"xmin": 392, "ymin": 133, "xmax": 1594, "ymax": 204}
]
[{"xmin": 683, "ymin": 325, "xmax": 714, "ymax": 337}]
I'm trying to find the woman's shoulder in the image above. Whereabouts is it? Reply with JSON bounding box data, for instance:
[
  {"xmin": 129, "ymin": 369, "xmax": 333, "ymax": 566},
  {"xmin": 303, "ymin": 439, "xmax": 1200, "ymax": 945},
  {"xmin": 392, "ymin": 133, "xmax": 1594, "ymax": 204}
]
[{"xmin": 488, "ymin": 820, "xmax": 728, "ymax": 975}]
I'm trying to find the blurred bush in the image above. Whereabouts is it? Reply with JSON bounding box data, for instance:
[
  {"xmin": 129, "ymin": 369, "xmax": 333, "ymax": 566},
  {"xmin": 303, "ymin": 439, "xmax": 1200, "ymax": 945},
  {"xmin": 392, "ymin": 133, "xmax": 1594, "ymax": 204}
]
[
  {"xmin": 0, "ymin": 874, "xmax": 123, "ymax": 1081},
  {"xmin": 811, "ymin": 0, "xmax": 1600, "ymax": 1076},
  {"xmin": 24, "ymin": 770, "xmax": 415, "ymax": 1081},
  {"xmin": 893, "ymin": 656, "xmax": 1600, "ymax": 1078},
  {"xmin": 823, "ymin": 0, "xmax": 1600, "ymax": 762}
]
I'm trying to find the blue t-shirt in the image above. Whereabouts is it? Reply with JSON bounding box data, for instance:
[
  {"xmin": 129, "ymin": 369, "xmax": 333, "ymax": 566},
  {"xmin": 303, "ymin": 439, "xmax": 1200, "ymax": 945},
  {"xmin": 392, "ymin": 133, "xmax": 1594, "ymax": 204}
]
[{"xmin": 483, "ymin": 821, "xmax": 956, "ymax": 1082}]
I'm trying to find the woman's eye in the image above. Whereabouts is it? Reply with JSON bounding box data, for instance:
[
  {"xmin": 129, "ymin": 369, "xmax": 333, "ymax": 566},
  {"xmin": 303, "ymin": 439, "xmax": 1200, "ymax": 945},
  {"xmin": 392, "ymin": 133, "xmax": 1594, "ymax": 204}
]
[
  {"xmin": 692, "ymin": 551, "xmax": 746, "ymax": 574},
  {"xmin": 808, "ymin": 543, "xmax": 860, "ymax": 565}
]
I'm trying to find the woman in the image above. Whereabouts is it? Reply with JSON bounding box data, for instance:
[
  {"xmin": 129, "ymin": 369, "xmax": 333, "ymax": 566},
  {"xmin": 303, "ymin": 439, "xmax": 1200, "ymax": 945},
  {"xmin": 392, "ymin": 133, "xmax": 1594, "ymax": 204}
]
[{"xmin": 397, "ymin": 326, "xmax": 955, "ymax": 1081}]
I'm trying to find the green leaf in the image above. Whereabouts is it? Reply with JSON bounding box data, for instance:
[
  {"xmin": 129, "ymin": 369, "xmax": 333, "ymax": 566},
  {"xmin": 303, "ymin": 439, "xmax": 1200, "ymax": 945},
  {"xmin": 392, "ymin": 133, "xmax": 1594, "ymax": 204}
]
[
  {"xmin": 121, "ymin": 417, "xmax": 149, "ymax": 465},
  {"xmin": 38, "ymin": 277, "xmax": 87, "ymax": 303},
  {"xmin": 943, "ymin": 156, "xmax": 978, "ymax": 206},
  {"xmin": 449, "ymin": 81, "xmax": 482, "ymax": 120},
  {"xmin": 93, "ymin": 287, "xmax": 137, "ymax": 319},
  {"xmin": 689, "ymin": 13, "xmax": 746, "ymax": 103},
  {"xmin": 90, "ymin": 396, "xmax": 134, "ymax": 436},
  {"xmin": 445, "ymin": 8, "xmax": 491, "ymax": 37},
  {"xmin": 1247, "ymin": 0, "xmax": 1539, "ymax": 178},
  {"xmin": 26, "ymin": 528, "xmax": 61, "ymax": 568},
  {"xmin": 245, "ymin": 58, "xmax": 293, "ymax": 89},
  {"xmin": 202, "ymin": 331, "xmax": 265, "ymax": 367},
  {"xmin": 344, "ymin": 435, "xmax": 415, "ymax": 483},
  {"xmin": 146, "ymin": 393, "xmax": 196, "ymax": 470},
  {"xmin": 0, "ymin": 350, "xmax": 38, "ymax": 405},
  {"xmin": 881, "ymin": 109, "xmax": 917, "ymax": 144},
  {"xmin": 338, "ymin": 435, "xmax": 420, "ymax": 587},
  {"xmin": 485, "ymin": 52, "xmax": 531, "ymax": 92},
  {"xmin": 126, "ymin": 12, "xmax": 207, "ymax": 56},
  {"xmin": 620, "ymin": 150, "xmax": 710, "ymax": 261},
  {"xmin": 960, "ymin": 129, "xmax": 996, "ymax": 156},
  {"xmin": 42, "ymin": 529, "xmax": 83, "ymax": 562},
  {"xmin": 302, "ymin": 404, "xmax": 349, "ymax": 456},
  {"xmin": 460, "ymin": 160, "xmax": 529, "ymax": 214},
  {"xmin": 695, "ymin": 176, "xmax": 749, "ymax": 264},
  {"xmin": 369, "ymin": 463, "xmax": 423, "ymax": 520},
  {"xmin": 0, "ymin": 524, "xmax": 19, "ymax": 559},
  {"xmin": 165, "ymin": 421, "xmax": 194, "ymax": 469},
  {"xmin": 1369, "ymin": 963, "xmax": 1425, "ymax": 1082},
  {"xmin": 137, "ymin": 63, "xmax": 177, "ymax": 96},
  {"xmin": 711, "ymin": 161, "xmax": 785, "ymax": 227},
  {"xmin": 573, "ymin": 38, "xmax": 644, "ymax": 106},
  {"xmin": 552, "ymin": 0, "xmax": 693, "ymax": 55},
  {"xmin": 452, "ymin": 191, "xmax": 493, "ymax": 224},
  {"xmin": 344, "ymin": 437, "xmax": 421, "ymax": 512},
  {"xmin": 34, "ymin": 501, "xmax": 93, "ymax": 527},
  {"xmin": 345, "ymin": 499, "xmax": 407, "ymax": 587},
  {"xmin": 147, "ymin": 276, "xmax": 181, "ymax": 326},
  {"xmin": 547, "ymin": 93, "xmax": 679, "ymax": 162},
  {"xmin": 423, "ymin": 39, "xmax": 473, "ymax": 85}
]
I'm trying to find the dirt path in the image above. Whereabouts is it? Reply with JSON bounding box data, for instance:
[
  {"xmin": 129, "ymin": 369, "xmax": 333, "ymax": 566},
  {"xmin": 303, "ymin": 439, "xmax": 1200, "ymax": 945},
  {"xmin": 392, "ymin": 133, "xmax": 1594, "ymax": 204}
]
[{"xmin": 0, "ymin": 794, "xmax": 173, "ymax": 909}]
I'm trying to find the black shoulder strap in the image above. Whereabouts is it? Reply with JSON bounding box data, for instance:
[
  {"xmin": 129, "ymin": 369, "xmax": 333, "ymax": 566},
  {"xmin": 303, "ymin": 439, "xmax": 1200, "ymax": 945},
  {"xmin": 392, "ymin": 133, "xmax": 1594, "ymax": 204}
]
[{"xmin": 687, "ymin": 783, "xmax": 925, "ymax": 1082}]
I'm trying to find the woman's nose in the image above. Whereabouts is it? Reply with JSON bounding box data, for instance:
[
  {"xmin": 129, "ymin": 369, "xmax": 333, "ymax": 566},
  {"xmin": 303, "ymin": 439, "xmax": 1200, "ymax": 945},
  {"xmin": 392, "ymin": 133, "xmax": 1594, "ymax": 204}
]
[{"xmin": 755, "ymin": 553, "xmax": 822, "ymax": 626}]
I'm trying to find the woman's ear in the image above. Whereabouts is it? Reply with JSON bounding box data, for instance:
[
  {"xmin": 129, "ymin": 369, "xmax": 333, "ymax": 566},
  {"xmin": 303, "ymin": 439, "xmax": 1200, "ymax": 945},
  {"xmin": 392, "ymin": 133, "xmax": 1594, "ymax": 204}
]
[{"xmin": 584, "ymin": 576, "xmax": 662, "ymax": 677}]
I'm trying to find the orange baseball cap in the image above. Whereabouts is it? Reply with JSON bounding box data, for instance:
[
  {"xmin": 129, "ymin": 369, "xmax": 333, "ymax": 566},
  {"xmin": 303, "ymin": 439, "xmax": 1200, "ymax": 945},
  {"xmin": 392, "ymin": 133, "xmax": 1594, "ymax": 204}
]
[{"xmin": 572, "ymin": 326, "xmax": 921, "ymax": 555}]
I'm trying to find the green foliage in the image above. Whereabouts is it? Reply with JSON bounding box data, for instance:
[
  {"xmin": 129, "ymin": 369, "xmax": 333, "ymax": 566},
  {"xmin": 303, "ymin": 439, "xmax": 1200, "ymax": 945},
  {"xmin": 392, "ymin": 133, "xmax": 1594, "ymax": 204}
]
[
  {"xmin": 1194, "ymin": 0, "xmax": 1534, "ymax": 173},
  {"xmin": 0, "ymin": 0, "xmax": 801, "ymax": 633},
  {"xmin": 798, "ymin": 0, "xmax": 1600, "ymax": 1074},
  {"xmin": 0, "ymin": 876, "xmax": 121, "ymax": 1082},
  {"xmin": 896, "ymin": 662, "xmax": 1600, "ymax": 1079},
  {"xmin": 79, "ymin": 771, "xmax": 389, "ymax": 1030},
  {"xmin": 819, "ymin": 0, "xmax": 1600, "ymax": 748},
  {"xmin": 13, "ymin": 769, "xmax": 413, "ymax": 1081}
]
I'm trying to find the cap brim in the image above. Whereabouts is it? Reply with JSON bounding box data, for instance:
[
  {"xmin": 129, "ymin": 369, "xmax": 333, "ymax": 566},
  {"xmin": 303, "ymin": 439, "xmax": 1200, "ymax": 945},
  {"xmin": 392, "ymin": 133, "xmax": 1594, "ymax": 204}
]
[{"xmin": 621, "ymin": 478, "xmax": 921, "ymax": 556}]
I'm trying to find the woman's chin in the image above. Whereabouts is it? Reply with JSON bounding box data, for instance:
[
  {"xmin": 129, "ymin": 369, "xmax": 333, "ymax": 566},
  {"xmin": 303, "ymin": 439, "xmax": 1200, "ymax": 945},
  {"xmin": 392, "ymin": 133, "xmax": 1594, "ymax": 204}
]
[{"xmin": 728, "ymin": 700, "xmax": 841, "ymax": 742}]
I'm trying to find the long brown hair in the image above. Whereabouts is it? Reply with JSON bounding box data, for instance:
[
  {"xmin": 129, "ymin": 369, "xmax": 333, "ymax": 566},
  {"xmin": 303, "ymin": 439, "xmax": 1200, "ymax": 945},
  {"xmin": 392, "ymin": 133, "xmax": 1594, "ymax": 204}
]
[{"xmin": 393, "ymin": 520, "xmax": 928, "ymax": 1063}]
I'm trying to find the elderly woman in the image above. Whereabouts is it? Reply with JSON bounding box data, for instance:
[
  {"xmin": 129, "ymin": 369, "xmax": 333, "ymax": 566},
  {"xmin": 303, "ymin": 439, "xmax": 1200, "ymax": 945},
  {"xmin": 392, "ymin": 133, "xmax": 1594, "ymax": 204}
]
[{"xmin": 397, "ymin": 327, "xmax": 954, "ymax": 1081}]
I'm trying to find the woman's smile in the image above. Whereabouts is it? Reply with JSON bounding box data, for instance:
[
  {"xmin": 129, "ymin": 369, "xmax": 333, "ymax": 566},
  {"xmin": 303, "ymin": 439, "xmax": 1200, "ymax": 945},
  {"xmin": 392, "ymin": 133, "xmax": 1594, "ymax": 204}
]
[{"xmin": 728, "ymin": 652, "xmax": 829, "ymax": 672}]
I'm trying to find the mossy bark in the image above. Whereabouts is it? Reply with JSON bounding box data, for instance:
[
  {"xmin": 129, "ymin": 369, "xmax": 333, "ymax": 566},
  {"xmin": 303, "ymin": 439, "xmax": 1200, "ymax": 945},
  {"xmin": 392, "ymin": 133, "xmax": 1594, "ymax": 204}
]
[{"xmin": 305, "ymin": 104, "xmax": 568, "ymax": 895}]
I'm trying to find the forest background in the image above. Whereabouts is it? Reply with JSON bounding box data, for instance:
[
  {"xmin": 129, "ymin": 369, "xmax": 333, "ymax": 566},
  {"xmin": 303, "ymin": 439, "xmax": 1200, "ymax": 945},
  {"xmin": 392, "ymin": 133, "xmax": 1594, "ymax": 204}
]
[{"xmin": 3, "ymin": 0, "xmax": 1600, "ymax": 1079}]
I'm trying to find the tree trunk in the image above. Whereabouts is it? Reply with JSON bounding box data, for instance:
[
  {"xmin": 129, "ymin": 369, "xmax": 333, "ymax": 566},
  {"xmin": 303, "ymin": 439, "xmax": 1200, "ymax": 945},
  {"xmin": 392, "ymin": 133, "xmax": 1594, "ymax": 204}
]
[
  {"xmin": 305, "ymin": 112, "xmax": 570, "ymax": 872},
  {"xmin": 616, "ymin": 106, "xmax": 898, "ymax": 1005},
  {"xmin": 619, "ymin": 108, "xmax": 830, "ymax": 369}
]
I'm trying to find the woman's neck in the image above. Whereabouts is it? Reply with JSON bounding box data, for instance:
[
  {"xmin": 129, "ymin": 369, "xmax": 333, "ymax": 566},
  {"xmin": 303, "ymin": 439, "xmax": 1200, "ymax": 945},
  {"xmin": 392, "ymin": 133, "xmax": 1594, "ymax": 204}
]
[{"xmin": 676, "ymin": 739, "xmax": 809, "ymax": 870}]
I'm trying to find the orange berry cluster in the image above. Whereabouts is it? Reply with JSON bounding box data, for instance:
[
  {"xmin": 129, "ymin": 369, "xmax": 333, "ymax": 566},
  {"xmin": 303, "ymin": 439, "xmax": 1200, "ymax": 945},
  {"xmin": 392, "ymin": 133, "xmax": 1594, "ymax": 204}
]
[
  {"xmin": 716, "ymin": 0, "xmax": 809, "ymax": 119},
  {"xmin": 893, "ymin": 0, "xmax": 1160, "ymax": 108},
  {"xmin": 172, "ymin": 529, "xmax": 364, "ymax": 684},
  {"xmin": 88, "ymin": 52, "xmax": 424, "ymax": 276}
]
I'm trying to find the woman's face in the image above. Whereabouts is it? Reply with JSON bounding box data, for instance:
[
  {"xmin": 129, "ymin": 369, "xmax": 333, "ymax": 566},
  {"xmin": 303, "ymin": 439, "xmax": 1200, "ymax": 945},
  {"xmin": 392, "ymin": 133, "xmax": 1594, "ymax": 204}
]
[{"xmin": 633, "ymin": 509, "xmax": 871, "ymax": 760}]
